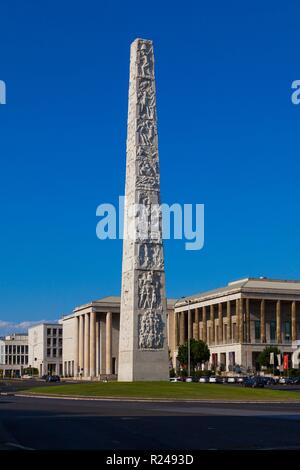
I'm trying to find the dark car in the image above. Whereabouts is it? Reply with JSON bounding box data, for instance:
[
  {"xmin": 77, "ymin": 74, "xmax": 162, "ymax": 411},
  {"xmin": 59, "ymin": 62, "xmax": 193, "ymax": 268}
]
[
  {"xmin": 46, "ymin": 375, "xmax": 60, "ymax": 383},
  {"xmin": 244, "ymin": 377, "xmax": 265, "ymax": 388},
  {"xmin": 292, "ymin": 377, "xmax": 300, "ymax": 385},
  {"xmin": 262, "ymin": 377, "xmax": 276, "ymax": 386}
]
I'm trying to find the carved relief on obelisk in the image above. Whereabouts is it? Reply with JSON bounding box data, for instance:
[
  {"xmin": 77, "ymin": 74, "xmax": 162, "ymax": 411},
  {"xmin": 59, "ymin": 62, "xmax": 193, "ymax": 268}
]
[{"xmin": 118, "ymin": 39, "xmax": 169, "ymax": 381}]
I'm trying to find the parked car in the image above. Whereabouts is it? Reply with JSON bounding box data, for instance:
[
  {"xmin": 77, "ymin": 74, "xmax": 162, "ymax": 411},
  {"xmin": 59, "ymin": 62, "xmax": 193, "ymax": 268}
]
[
  {"xmin": 46, "ymin": 375, "xmax": 60, "ymax": 383},
  {"xmin": 226, "ymin": 377, "xmax": 236, "ymax": 384},
  {"xmin": 22, "ymin": 374, "xmax": 34, "ymax": 379},
  {"xmin": 199, "ymin": 376, "xmax": 209, "ymax": 383},
  {"xmin": 185, "ymin": 376, "xmax": 193, "ymax": 383},
  {"xmin": 219, "ymin": 376, "xmax": 227, "ymax": 384},
  {"xmin": 278, "ymin": 376, "xmax": 293, "ymax": 385},
  {"xmin": 209, "ymin": 376, "xmax": 223, "ymax": 384},
  {"xmin": 262, "ymin": 377, "xmax": 276, "ymax": 386},
  {"xmin": 169, "ymin": 377, "xmax": 180, "ymax": 383},
  {"xmin": 244, "ymin": 377, "xmax": 265, "ymax": 388},
  {"xmin": 291, "ymin": 377, "xmax": 300, "ymax": 385},
  {"xmin": 236, "ymin": 376, "xmax": 247, "ymax": 384}
]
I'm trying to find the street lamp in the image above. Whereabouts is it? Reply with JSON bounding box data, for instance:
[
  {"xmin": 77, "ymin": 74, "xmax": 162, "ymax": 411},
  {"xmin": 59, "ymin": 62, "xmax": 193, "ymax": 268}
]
[{"xmin": 182, "ymin": 297, "xmax": 192, "ymax": 377}]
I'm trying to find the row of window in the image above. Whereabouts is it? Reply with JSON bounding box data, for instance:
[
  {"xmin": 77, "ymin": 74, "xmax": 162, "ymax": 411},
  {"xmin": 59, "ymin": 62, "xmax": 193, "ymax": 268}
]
[
  {"xmin": 254, "ymin": 320, "xmax": 291, "ymax": 340},
  {"xmin": 47, "ymin": 328, "xmax": 62, "ymax": 337},
  {"xmin": 3, "ymin": 345, "xmax": 28, "ymax": 354},
  {"xmin": 3, "ymin": 355, "xmax": 28, "ymax": 365},
  {"xmin": 46, "ymin": 348, "xmax": 62, "ymax": 358},
  {"xmin": 47, "ymin": 338, "xmax": 62, "ymax": 347}
]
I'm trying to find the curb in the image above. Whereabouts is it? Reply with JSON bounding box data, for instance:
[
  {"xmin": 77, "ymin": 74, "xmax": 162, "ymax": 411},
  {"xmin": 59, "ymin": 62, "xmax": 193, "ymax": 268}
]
[{"xmin": 15, "ymin": 393, "xmax": 300, "ymax": 404}]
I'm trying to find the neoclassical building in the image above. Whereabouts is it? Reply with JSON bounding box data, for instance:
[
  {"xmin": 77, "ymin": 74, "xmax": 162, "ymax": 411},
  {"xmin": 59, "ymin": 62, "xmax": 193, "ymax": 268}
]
[
  {"xmin": 62, "ymin": 277, "xmax": 300, "ymax": 378},
  {"xmin": 174, "ymin": 277, "xmax": 300, "ymax": 371},
  {"xmin": 62, "ymin": 296, "xmax": 176, "ymax": 379}
]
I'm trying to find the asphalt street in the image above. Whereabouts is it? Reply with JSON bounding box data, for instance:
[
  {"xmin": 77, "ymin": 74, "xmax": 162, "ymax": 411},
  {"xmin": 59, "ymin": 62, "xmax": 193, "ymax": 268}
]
[{"xmin": 1, "ymin": 395, "xmax": 300, "ymax": 450}]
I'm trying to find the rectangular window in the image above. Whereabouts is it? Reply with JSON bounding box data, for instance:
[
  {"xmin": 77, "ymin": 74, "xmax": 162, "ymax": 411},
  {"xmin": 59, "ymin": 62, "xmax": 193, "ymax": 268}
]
[
  {"xmin": 25, "ymin": 346, "xmax": 28, "ymax": 354},
  {"xmin": 47, "ymin": 338, "xmax": 51, "ymax": 346},
  {"xmin": 47, "ymin": 328, "xmax": 51, "ymax": 336},
  {"xmin": 284, "ymin": 321, "xmax": 291, "ymax": 341},
  {"xmin": 58, "ymin": 329, "xmax": 62, "ymax": 336},
  {"xmin": 255, "ymin": 320, "xmax": 261, "ymax": 340},
  {"xmin": 232, "ymin": 323, "xmax": 237, "ymax": 341},
  {"xmin": 53, "ymin": 329, "xmax": 57, "ymax": 336},
  {"xmin": 53, "ymin": 338, "xmax": 57, "ymax": 346},
  {"xmin": 270, "ymin": 320, "xmax": 276, "ymax": 341},
  {"xmin": 47, "ymin": 348, "xmax": 51, "ymax": 358},
  {"xmin": 53, "ymin": 348, "xmax": 57, "ymax": 358}
]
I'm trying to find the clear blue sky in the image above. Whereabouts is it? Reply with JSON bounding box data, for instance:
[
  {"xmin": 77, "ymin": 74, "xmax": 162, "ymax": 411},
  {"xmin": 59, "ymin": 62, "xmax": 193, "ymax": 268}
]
[{"xmin": 1, "ymin": 1, "xmax": 300, "ymax": 328}]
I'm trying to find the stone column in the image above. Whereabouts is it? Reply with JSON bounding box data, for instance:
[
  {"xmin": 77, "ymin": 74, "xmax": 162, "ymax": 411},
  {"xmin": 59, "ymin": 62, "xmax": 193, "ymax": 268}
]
[
  {"xmin": 239, "ymin": 298, "xmax": 244, "ymax": 343},
  {"xmin": 235, "ymin": 299, "xmax": 239, "ymax": 342},
  {"xmin": 74, "ymin": 315, "xmax": 79, "ymax": 377},
  {"xmin": 227, "ymin": 301, "xmax": 231, "ymax": 343},
  {"xmin": 260, "ymin": 299, "xmax": 266, "ymax": 343},
  {"xmin": 246, "ymin": 298, "xmax": 250, "ymax": 343},
  {"xmin": 202, "ymin": 306, "xmax": 207, "ymax": 343},
  {"xmin": 179, "ymin": 311, "xmax": 185, "ymax": 345},
  {"xmin": 194, "ymin": 307, "xmax": 199, "ymax": 340},
  {"xmin": 89, "ymin": 310, "xmax": 96, "ymax": 378},
  {"xmin": 106, "ymin": 311, "xmax": 112, "ymax": 375},
  {"xmin": 292, "ymin": 301, "xmax": 297, "ymax": 342},
  {"xmin": 210, "ymin": 305, "xmax": 215, "ymax": 344},
  {"xmin": 174, "ymin": 312, "xmax": 178, "ymax": 347},
  {"xmin": 96, "ymin": 319, "xmax": 99, "ymax": 376},
  {"xmin": 218, "ymin": 303, "xmax": 223, "ymax": 343},
  {"xmin": 84, "ymin": 313, "xmax": 90, "ymax": 377},
  {"xmin": 78, "ymin": 315, "xmax": 84, "ymax": 376},
  {"xmin": 276, "ymin": 300, "xmax": 281, "ymax": 343}
]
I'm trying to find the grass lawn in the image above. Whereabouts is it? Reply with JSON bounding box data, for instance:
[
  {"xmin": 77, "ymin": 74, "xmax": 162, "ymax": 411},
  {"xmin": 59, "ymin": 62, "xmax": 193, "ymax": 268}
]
[{"xmin": 24, "ymin": 381, "xmax": 300, "ymax": 401}]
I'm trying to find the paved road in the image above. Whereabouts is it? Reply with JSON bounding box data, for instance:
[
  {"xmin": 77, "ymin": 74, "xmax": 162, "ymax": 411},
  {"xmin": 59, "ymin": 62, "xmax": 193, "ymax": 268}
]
[{"xmin": 1, "ymin": 395, "xmax": 300, "ymax": 450}]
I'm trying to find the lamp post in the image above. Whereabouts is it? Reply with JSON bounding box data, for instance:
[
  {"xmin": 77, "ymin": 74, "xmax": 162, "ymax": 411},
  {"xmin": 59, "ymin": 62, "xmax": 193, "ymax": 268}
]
[{"xmin": 182, "ymin": 297, "xmax": 192, "ymax": 377}]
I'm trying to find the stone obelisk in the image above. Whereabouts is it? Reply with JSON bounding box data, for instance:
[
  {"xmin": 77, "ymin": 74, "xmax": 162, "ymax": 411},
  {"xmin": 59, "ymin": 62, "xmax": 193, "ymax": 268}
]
[{"xmin": 118, "ymin": 38, "xmax": 169, "ymax": 381}]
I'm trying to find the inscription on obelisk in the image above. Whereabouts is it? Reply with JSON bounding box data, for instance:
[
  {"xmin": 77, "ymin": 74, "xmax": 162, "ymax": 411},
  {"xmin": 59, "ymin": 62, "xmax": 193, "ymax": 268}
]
[{"xmin": 118, "ymin": 38, "xmax": 169, "ymax": 381}]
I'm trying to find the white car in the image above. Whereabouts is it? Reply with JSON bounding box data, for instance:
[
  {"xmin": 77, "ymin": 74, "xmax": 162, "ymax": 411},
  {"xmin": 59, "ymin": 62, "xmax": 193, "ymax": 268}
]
[
  {"xmin": 209, "ymin": 376, "xmax": 217, "ymax": 383},
  {"xmin": 169, "ymin": 377, "xmax": 180, "ymax": 383},
  {"xmin": 185, "ymin": 377, "xmax": 193, "ymax": 383},
  {"xmin": 227, "ymin": 377, "xmax": 236, "ymax": 383},
  {"xmin": 199, "ymin": 376, "xmax": 209, "ymax": 383}
]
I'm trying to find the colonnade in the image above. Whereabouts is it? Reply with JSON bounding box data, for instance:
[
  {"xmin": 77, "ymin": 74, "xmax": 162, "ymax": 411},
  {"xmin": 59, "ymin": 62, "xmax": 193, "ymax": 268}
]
[
  {"xmin": 74, "ymin": 311, "xmax": 113, "ymax": 378},
  {"xmin": 175, "ymin": 298, "xmax": 298, "ymax": 347}
]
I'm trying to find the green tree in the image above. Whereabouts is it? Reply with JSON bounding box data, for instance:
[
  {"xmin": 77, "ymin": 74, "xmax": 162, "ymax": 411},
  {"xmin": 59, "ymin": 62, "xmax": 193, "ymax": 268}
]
[
  {"xmin": 177, "ymin": 339, "xmax": 210, "ymax": 372},
  {"xmin": 257, "ymin": 346, "xmax": 281, "ymax": 369}
]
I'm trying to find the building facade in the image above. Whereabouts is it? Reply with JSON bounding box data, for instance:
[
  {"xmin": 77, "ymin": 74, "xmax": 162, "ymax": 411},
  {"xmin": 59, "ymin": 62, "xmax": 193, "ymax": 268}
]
[
  {"xmin": 61, "ymin": 277, "xmax": 300, "ymax": 378},
  {"xmin": 62, "ymin": 296, "xmax": 176, "ymax": 379},
  {"xmin": 28, "ymin": 323, "xmax": 63, "ymax": 376},
  {"xmin": 174, "ymin": 278, "xmax": 300, "ymax": 372},
  {"xmin": 0, "ymin": 334, "xmax": 28, "ymax": 377}
]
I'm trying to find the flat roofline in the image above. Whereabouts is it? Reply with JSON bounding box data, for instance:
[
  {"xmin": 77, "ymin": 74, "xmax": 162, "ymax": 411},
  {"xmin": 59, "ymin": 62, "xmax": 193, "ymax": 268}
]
[{"xmin": 28, "ymin": 322, "xmax": 61, "ymax": 330}]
